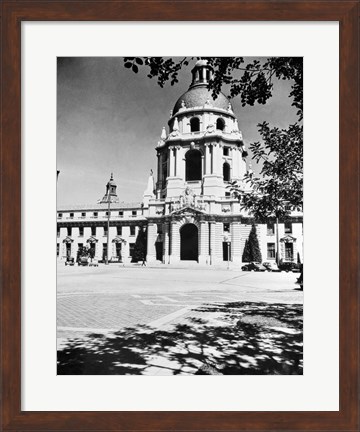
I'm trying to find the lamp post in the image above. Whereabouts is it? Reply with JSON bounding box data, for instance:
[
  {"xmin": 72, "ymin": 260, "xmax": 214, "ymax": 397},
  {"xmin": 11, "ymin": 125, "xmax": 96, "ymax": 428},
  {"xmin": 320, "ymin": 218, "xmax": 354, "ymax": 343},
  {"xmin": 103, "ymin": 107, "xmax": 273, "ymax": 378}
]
[{"xmin": 105, "ymin": 178, "xmax": 111, "ymax": 265}]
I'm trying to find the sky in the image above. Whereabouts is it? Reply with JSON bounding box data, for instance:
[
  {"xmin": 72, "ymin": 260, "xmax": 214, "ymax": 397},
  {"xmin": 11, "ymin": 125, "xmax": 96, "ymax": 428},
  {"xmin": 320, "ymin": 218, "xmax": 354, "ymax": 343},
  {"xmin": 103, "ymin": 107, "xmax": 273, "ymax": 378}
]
[{"xmin": 57, "ymin": 57, "xmax": 298, "ymax": 206}]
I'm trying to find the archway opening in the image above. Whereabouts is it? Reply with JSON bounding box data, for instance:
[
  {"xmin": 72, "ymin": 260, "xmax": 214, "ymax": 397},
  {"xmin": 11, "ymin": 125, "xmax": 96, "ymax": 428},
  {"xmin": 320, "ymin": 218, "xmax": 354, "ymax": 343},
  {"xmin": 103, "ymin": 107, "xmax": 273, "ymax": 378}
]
[
  {"xmin": 190, "ymin": 117, "xmax": 200, "ymax": 132},
  {"xmin": 223, "ymin": 162, "xmax": 231, "ymax": 182},
  {"xmin": 216, "ymin": 117, "xmax": 225, "ymax": 131},
  {"xmin": 186, "ymin": 150, "xmax": 202, "ymax": 181},
  {"xmin": 180, "ymin": 224, "xmax": 198, "ymax": 261}
]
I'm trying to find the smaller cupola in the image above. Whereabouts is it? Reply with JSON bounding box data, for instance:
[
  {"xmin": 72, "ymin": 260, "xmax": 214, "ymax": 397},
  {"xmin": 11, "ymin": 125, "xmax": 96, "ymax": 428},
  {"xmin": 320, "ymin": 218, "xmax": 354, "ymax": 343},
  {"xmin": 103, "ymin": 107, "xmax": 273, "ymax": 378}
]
[
  {"xmin": 100, "ymin": 173, "xmax": 119, "ymax": 203},
  {"xmin": 190, "ymin": 59, "xmax": 213, "ymax": 89}
]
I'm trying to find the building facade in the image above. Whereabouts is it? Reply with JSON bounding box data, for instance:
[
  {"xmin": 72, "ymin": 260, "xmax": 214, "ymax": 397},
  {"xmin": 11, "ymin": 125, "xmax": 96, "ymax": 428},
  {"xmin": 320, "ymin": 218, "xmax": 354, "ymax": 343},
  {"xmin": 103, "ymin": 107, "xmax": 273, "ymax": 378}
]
[{"xmin": 57, "ymin": 60, "xmax": 303, "ymax": 266}]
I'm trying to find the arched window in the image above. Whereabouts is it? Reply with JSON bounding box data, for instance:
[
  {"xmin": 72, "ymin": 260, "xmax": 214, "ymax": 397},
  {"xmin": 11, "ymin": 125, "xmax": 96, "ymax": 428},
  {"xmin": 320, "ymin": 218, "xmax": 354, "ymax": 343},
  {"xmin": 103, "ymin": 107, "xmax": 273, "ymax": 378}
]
[
  {"xmin": 186, "ymin": 150, "xmax": 202, "ymax": 181},
  {"xmin": 216, "ymin": 117, "xmax": 225, "ymax": 131},
  {"xmin": 223, "ymin": 162, "xmax": 231, "ymax": 182},
  {"xmin": 190, "ymin": 117, "xmax": 200, "ymax": 132}
]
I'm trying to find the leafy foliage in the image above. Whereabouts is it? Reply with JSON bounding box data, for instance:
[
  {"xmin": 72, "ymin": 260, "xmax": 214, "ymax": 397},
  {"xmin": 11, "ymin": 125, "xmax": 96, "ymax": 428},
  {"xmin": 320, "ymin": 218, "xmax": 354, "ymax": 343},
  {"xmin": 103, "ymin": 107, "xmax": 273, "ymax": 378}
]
[
  {"xmin": 122, "ymin": 56, "xmax": 302, "ymax": 118},
  {"xmin": 242, "ymin": 224, "xmax": 262, "ymax": 263},
  {"xmin": 230, "ymin": 122, "xmax": 303, "ymax": 221}
]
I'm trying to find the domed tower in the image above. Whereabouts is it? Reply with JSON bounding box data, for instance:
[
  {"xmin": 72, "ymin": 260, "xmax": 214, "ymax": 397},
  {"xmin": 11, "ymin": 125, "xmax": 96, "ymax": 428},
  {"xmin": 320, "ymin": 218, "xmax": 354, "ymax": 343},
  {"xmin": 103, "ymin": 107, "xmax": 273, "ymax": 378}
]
[
  {"xmin": 155, "ymin": 59, "xmax": 247, "ymax": 199},
  {"xmin": 99, "ymin": 173, "xmax": 119, "ymax": 203}
]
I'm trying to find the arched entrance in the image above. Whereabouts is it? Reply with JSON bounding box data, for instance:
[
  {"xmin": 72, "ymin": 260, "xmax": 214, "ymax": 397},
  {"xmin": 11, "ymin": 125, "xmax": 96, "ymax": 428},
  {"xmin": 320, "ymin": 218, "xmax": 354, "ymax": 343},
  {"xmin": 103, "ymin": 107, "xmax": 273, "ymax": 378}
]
[{"xmin": 180, "ymin": 224, "xmax": 198, "ymax": 261}]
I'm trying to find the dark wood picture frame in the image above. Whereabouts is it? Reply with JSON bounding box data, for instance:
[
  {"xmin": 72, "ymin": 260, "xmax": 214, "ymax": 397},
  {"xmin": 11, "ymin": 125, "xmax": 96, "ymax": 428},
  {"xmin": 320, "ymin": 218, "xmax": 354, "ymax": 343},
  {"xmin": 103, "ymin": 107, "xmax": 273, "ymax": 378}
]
[{"xmin": 1, "ymin": 1, "xmax": 359, "ymax": 431}]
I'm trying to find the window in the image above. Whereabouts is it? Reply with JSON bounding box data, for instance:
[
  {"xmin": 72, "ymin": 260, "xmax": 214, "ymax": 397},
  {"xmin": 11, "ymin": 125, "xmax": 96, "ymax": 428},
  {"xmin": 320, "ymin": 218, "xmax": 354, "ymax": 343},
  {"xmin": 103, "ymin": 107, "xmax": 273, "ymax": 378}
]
[
  {"xmin": 66, "ymin": 227, "xmax": 72, "ymax": 236},
  {"xmin": 284, "ymin": 221, "xmax": 292, "ymax": 234},
  {"xmin": 267, "ymin": 222, "xmax": 275, "ymax": 235},
  {"xmin": 190, "ymin": 117, "xmax": 200, "ymax": 132},
  {"xmin": 104, "ymin": 226, "xmax": 108, "ymax": 236},
  {"xmin": 91, "ymin": 226, "xmax": 96, "ymax": 236},
  {"xmin": 130, "ymin": 226, "xmax": 136, "ymax": 236},
  {"xmin": 267, "ymin": 243, "xmax": 276, "ymax": 259},
  {"xmin": 223, "ymin": 162, "xmax": 230, "ymax": 181},
  {"xmin": 117, "ymin": 226, "xmax": 122, "ymax": 236},
  {"xmin": 57, "ymin": 227, "xmax": 60, "ymax": 237},
  {"xmin": 57, "ymin": 243, "xmax": 59, "ymax": 256},
  {"xmin": 217, "ymin": 118, "xmax": 225, "ymax": 131},
  {"xmin": 157, "ymin": 224, "xmax": 163, "ymax": 234},
  {"xmin": 225, "ymin": 192, "xmax": 231, "ymax": 197},
  {"xmin": 115, "ymin": 243, "xmax": 122, "ymax": 259},
  {"xmin": 132, "ymin": 210, "xmax": 137, "ymax": 216},
  {"xmin": 93, "ymin": 212, "xmax": 98, "ymax": 218},
  {"xmin": 81, "ymin": 212, "xmax": 86, "ymax": 217},
  {"xmin": 69, "ymin": 212, "xmax": 74, "ymax": 219},
  {"xmin": 185, "ymin": 150, "xmax": 202, "ymax": 181},
  {"xmin": 105, "ymin": 211, "xmax": 109, "ymax": 216},
  {"xmin": 79, "ymin": 227, "xmax": 84, "ymax": 237},
  {"xmin": 162, "ymin": 160, "xmax": 168, "ymax": 188},
  {"xmin": 102, "ymin": 243, "xmax": 108, "ymax": 261},
  {"xmin": 223, "ymin": 223, "xmax": 230, "ymax": 232},
  {"xmin": 285, "ymin": 243, "xmax": 294, "ymax": 261},
  {"xmin": 58, "ymin": 212, "xmax": 63, "ymax": 218},
  {"xmin": 223, "ymin": 147, "xmax": 229, "ymax": 156},
  {"xmin": 119, "ymin": 211, "xmax": 123, "ymax": 217}
]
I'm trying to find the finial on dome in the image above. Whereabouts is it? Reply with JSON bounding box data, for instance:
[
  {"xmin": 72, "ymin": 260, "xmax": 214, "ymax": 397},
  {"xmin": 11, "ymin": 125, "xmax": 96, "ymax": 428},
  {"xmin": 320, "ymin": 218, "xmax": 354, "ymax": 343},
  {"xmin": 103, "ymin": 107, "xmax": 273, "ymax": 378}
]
[
  {"xmin": 110, "ymin": 172, "xmax": 113, "ymax": 181},
  {"xmin": 173, "ymin": 117, "xmax": 179, "ymax": 131},
  {"xmin": 161, "ymin": 127, "xmax": 167, "ymax": 140}
]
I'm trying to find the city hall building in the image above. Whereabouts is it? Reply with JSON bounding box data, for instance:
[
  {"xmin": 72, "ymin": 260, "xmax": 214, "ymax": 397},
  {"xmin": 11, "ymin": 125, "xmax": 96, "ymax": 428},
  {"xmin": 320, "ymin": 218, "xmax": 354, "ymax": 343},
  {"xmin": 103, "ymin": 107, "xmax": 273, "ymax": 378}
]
[{"xmin": 57, "ymin": 60, "xmax": 303, "ymax": 266}]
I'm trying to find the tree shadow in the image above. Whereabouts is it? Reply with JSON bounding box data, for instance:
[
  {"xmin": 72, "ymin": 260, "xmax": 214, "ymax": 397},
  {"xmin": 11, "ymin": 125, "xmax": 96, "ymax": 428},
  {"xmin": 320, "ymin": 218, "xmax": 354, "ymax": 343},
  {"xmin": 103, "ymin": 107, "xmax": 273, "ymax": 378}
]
[{"xmin": 57, "ymin": 301, "xmax": 303, "ymax": 375}]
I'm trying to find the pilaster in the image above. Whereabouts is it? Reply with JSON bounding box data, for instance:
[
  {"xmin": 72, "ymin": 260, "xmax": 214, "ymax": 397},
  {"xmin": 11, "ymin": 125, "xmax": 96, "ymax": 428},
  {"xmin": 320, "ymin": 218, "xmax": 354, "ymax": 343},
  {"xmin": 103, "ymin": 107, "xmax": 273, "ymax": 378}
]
[
  {"xmin": 231, "ymin": 222, "xmax": 242, "ymax": 266},
  {"xmin": 163, "ymin": 222, "xmax": 170, "ymax": 264},
  {"xmin": 198, "ymin": 221, "xmax": 209, "ymax": 264},
  {"xmin": 146, "ymin": 223, "xmax": 158, "ymax": 262},
  {"xmin": 169, "ymin": 221, "xmax": 180, "ymax": 263}
]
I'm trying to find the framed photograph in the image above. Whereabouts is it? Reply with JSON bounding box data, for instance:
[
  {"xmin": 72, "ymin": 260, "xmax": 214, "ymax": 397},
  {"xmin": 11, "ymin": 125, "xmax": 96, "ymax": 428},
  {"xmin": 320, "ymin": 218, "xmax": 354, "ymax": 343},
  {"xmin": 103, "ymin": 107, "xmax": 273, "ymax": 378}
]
[{"xmin": 1, "ymin": 1, "xmax": 358, "ymax": 431}]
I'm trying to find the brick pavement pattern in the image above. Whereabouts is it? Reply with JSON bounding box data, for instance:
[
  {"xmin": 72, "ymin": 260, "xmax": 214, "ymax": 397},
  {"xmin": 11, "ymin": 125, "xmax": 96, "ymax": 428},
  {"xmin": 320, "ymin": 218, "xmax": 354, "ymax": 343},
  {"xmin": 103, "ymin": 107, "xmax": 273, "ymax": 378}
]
[{"xmin": 57, "ymin": 264, "xmax": 303, "ymax": 375}]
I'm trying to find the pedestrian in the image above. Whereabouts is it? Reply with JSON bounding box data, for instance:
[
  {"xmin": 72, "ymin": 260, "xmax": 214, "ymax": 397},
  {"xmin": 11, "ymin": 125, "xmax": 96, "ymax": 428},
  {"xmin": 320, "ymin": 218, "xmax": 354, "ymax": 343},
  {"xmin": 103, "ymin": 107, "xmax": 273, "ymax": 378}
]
[{"xmin": 141, "ymin": 254, "xmax": 146, "ymax": 266}]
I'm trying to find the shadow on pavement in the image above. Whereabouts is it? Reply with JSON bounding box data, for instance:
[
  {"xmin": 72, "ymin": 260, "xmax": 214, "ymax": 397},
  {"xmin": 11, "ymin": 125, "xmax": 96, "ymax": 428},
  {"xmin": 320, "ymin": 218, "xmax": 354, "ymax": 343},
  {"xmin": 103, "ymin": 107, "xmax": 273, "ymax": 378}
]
[{"xmin": 57, "ymin": 301, "xmax": 303, "ymax": 375}]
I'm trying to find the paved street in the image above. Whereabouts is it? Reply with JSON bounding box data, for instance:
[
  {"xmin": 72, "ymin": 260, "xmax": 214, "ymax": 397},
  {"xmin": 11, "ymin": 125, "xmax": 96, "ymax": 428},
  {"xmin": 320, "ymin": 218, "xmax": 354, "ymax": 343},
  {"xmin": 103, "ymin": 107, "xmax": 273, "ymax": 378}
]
[{"xmin": 57, "ymin": 264, "xmax": 303, "ymax": 375}]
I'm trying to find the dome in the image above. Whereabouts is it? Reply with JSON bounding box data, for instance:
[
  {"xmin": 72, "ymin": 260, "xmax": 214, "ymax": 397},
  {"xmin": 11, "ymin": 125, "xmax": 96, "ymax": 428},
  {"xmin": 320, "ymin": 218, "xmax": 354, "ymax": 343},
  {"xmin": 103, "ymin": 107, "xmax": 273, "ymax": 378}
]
[
  {"xmin": 173, "ymin": 86, "xmax": 231, "ymax": 115},
  {"xmin": 194, "ymin": 59, "xmax": 208, "ymax": 67}
]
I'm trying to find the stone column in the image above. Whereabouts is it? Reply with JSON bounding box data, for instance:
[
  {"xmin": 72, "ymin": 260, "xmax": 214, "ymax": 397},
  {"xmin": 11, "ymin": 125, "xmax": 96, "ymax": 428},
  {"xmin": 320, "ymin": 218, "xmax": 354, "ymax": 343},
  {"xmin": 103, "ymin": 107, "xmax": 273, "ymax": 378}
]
[
  {"xmin": 212, "ymin": 222, "xmax": 223, "ymax": 264},
  {"xmin": 122, "ymin": 240, "xmax": 130, "ymax": 264},
  {"xmin": 208, "ymin": 221, "xmax": 214, "ymax": 265},
  {"xmin": 231, "ymin": 222, "xmax": 242, "ymax": 266},
  {"xmin": 213, "ymin": 143, "xmax": 222, "ymax": 175},
  {"xmin": 146, "ymin": 223, "xmax": 157, "ymax": 263},
  {"xmin": 175, "ymin": 146, "xmax": 182, "ymax": 178},
  {"xmin": 205, "ymin": 144, "xmax": 211, "ymax": 175},
  {"xmin": 198, "ymin": 221, "xmax": 209, "ymax": 264},
  {"xmin": 170, "ymin": 221, "xmax": 180, "ymax": 263},
  {"xmin": 157, "ymin": 153, "xmax": 162, "ymax": 188},
  {"xmin": 169, "ymin": 147, "xmax": 175, "ymax": 177}
]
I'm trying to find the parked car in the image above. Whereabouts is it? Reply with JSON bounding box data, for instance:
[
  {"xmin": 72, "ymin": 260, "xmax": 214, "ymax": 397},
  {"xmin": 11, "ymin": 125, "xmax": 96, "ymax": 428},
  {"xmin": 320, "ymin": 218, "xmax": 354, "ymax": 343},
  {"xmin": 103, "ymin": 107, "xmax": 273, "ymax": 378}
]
[
  {"xmin": 263, "ymin": 261, "xmax": 279, "ymax": 272},
  {"xmin": 241, "ymin": 262, "xmax": 266, "ymax": 272},
  {"xmin": 65, "ymin": 257, "xmax": 75, "ymax": 266},
  {"xmin": 78, "ymin": 256, "xmax": 89, "ymax": 266},
  {"xmin": 278, "ymin": 261, "xmax": 301, "ymax": 273}
]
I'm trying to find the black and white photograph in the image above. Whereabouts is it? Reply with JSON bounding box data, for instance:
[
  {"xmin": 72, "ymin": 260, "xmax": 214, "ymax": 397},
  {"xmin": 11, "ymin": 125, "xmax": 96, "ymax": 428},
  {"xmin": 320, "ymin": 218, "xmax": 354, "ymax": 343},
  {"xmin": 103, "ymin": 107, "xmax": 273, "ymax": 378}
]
[{"xmin": 56, "ymin": 56, "xmax": 303, "ymax": 375}]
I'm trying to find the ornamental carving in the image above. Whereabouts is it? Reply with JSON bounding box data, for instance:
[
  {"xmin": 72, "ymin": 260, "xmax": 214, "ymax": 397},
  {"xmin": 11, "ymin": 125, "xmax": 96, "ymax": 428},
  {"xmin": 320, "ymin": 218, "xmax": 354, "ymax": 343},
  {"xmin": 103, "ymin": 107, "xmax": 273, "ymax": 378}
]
[{"xmin": 180, "ymin": 186, "xmax": 196, "ymax": 208}]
